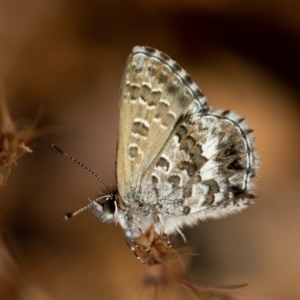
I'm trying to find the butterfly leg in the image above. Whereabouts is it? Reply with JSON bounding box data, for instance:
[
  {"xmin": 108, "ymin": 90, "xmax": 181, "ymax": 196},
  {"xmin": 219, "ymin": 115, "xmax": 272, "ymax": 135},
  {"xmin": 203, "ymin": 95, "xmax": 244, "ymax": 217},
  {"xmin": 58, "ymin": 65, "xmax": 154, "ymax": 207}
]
[
  {"xmin": 156, "ymin": 214, "xmax": 165, "ymax": 233},
  {"xmin": 156, "ymin": 213, "xmax": 173, "ymax": 247},
  {"xmin": 176, "ymin": 228, "xmax": 187, "ymax": 243},
  {"xmin": 125, "ymin": 236, "xmax": 150, "ymax": 264}
]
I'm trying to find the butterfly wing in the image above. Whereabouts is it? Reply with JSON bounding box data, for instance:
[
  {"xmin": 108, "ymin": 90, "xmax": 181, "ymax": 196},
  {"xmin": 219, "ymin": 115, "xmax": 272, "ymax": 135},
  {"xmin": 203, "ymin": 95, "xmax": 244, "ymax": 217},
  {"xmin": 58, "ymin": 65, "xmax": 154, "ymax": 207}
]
[
  {"xmin": 116, "ymin": 46, "xmax": 257, "ymax": 236},
  {"xmin": 140, "ymin": 109, "xmax": 257, "ymax": 233},
  {"xmin": 117, "ymin": 46, "xmax": 209, "ymax": 202}
]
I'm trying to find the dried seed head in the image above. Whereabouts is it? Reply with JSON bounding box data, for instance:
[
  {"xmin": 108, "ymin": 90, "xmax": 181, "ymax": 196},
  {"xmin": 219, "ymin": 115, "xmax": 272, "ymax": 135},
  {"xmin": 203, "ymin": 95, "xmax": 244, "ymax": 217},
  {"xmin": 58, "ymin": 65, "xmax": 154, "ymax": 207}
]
[
  {"xmin": 0, "ymin": 83, "xmax": 43, "ymax": 187},
  {"xmin": 131, "ymin": 224, "xmax": 178, "ymax": 266}
]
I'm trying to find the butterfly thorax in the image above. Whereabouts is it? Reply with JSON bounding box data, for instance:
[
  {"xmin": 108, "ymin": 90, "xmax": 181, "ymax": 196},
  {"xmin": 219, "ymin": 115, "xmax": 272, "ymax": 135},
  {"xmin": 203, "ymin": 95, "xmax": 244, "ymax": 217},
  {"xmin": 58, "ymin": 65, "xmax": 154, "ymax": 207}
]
[{"xmin": 90, "ymin": 187, "xmax": 171, "ymax": 238}]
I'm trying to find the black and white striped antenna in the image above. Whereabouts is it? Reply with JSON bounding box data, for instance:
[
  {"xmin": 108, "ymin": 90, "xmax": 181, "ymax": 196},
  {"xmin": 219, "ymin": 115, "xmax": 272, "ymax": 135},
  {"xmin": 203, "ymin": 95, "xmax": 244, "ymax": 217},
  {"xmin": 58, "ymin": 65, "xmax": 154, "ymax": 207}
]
[{"xmin": 50, "ymin": 144, "xmax": 112, "ymax": 219}]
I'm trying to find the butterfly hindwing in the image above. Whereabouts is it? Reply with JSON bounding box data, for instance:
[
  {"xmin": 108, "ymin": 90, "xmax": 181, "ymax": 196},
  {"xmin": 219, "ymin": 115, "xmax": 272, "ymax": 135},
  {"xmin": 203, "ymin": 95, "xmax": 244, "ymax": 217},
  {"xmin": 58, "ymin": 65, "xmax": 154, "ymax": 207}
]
[{"xmin": 140, "ymin": 110, "xmax": 256, "ymax": 233}]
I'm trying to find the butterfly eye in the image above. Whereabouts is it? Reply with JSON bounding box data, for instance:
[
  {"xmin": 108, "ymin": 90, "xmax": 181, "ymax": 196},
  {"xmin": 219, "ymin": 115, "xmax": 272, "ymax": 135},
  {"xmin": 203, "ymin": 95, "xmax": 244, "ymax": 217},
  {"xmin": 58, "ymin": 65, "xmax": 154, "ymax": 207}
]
[{"xmin": 102, "ymin": 199, "xmax": 117, "ymax": 214}]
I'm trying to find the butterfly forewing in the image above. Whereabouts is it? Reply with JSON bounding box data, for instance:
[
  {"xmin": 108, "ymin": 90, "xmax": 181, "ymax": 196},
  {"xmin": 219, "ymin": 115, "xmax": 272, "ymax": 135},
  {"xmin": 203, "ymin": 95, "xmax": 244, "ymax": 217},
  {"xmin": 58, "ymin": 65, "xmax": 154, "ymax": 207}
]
[{"xmin": 117, "ymin": 46, "xmax": 209, "ymax": 201}]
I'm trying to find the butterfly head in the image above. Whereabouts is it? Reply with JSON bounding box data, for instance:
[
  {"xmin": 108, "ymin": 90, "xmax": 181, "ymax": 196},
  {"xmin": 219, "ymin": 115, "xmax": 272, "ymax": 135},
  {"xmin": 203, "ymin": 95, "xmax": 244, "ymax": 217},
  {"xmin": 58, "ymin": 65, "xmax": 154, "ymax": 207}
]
[
  {"xmin": 89, "ymin": 189, "xmax": 121, "ymax": 222},
  {"xmin": 89, "ymin": 188, "xmax": 158, "ymax": 239}
]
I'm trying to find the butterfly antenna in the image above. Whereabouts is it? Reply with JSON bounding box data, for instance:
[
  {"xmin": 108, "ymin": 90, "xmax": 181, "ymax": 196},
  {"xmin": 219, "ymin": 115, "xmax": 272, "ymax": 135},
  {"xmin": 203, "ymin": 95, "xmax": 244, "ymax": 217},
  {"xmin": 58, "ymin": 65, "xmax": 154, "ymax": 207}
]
[
  {"xmin": 64, "ymin": 202, "xmax": 93, "ymax": 220},
  {"xmin": 50, "ymin": 144, "xmax": 111, "ymax": 192}
]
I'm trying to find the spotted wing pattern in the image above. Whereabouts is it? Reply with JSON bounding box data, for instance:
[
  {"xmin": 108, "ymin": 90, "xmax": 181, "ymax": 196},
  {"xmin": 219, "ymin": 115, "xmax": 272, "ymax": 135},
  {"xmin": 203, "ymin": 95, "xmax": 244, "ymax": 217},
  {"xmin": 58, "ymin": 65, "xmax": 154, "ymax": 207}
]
[
  {"xmin": 115, "ymin": 46, "xmax": 257, "ymax": 236},
  {"xmin": 117, "ymin": 46, "xmax": 209, "ymax": 201},
  {"xmin": 141, "ymin": 110, "xmax": 256, "ymax": 234}
]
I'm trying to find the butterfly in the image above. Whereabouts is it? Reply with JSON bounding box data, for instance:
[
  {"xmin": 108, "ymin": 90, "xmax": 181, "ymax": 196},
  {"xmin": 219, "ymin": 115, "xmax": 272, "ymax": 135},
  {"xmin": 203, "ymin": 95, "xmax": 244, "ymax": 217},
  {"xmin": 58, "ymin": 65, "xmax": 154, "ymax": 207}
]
[{"xmin": 54, "ymin": 46, "xmax": 258, "ymax": 246}]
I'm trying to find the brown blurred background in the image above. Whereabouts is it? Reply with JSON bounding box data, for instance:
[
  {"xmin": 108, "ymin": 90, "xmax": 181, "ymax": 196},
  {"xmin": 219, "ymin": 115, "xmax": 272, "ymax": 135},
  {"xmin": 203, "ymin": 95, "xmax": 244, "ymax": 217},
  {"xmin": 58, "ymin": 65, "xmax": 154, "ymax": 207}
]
[{"xmin": 0, "ymin": 0, "xmax": 300, "ymax": 299}]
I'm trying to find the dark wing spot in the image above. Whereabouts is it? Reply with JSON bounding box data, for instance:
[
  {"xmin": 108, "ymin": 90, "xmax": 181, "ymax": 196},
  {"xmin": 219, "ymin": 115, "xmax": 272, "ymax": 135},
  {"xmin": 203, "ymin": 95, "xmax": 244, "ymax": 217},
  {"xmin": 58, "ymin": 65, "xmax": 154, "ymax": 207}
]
[
  {"xmin": 194, "ymin": 88, "xmax": 204, "ymax": 99},
  {"xmin": 201, "ymin": 106, "xmax": 210, "ymax": 113},
  {"xmin": 167, "ymin": 175, "xmax": 181, "ymax": 189},
  {"xmin": 132, "ymin": 121, "xmax": 149, "ymax": 137},
  {"xmin": 221, "ymin": 110, "xmax": 231, "ymax": 116},
  {"xmin": 156, "ymin": 157, "xmax": 170, "ymax": 171},
  {"xmin": 152, "ymin": 175, "xmax": 159, "ymax": 185},
  {"xmin": 144, "ymin": 46, "xmax": 155, "ymax": 53},
  {"xmin": 147, "ymin": 65, "xmax": 158, "ymax": 77},
  {"xmin": 227, "ymin": 158, "xmax": 244, "ymax": 171},
  {"xmin": 177, "ymin": 89, "xmax": 193, "ymax": 107},
  {"xmin": 180, "ymin": 136, "xmax": 196, "ymax": 152},
  {"xmin": 125, "ymin": 84, "xmax": 140, "ymax": 101},
  {"xmin": 183, "ymin": 185, "xmax": 192, "ymax": 198},
  {"xmin": 175, "ymin": 125, "xmax": 187, "ymax": 143},
  {"xmin": 244, "ymin": 128, "xmax": 254, "ymax": 135},
  {"xmin": 141, "ymin": 84, "xmax": 161, "ymax": 107},
  {"xmin": 173, "ymin": 62, "xmax": 182, "ymax": 72},
  {"xmin": 201, "ymin": 179, "xmax": 220, "ymax": 206},
  {"xmin": 167, "ymin": 83, "xmax": 179, "ymax": 95},
  {"xmin": 160, "ymin": 52, "xmax": 171, "ymax": 61},
  {"xmin": 183, "ymin": 175, "xmax": 202, "ymax": 198},
  {"xmin": 224, "ymin": 144, "xmax": 238, "ymax": 156},
  {"xmin": 183, "ymin": 206, "xmax": 190, "ymax": 215},
  {"xmin": 230, "ymin": 186, "xmax": 245, "ymax": 197},
  {"xmin": 245, "ymin": 192, "xmax": 256, "ymax": 199},
  {"xmin": 190, "ymin": 145, "xmax": 207, "ymax": 169},
  {"xmin": 158, "ymin": 73, "xmax": 168, "ymax": 84},
  {"xmin": 152, "ymin": 175, "xmax": 160, "ymax": 199},
  {"xmin": 154, "ymin": 101, "xmax": 169, "ymax": 119},
  {"xmin": 157, "ymin": 65, "xmax": 171, "ymax": 84},
  {"xmin": 184, "ymin": 74, "xmax": 193, "ymax": 85},
  {"xmin": 132, "ymin": 65, "xmax": 143, "ymax": 74},
  {"xmin": 178, "ymin": 161, "xmax": 197, "ymax": 177},
  {"xmin": 203, "ymin": 179, "xmax": 220, "ymax": 194},
  {"xmin": 128, "ymin": 146, "xmax": 138, "ymax": 158}
]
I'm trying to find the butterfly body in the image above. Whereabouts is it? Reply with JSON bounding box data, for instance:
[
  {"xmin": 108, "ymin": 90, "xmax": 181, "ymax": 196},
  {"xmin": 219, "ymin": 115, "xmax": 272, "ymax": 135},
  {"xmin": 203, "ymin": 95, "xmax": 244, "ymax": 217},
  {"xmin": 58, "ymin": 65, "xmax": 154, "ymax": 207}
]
[{"xmin": 91, "ymin": 46, "xmax": 257, "ymax": 239}]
